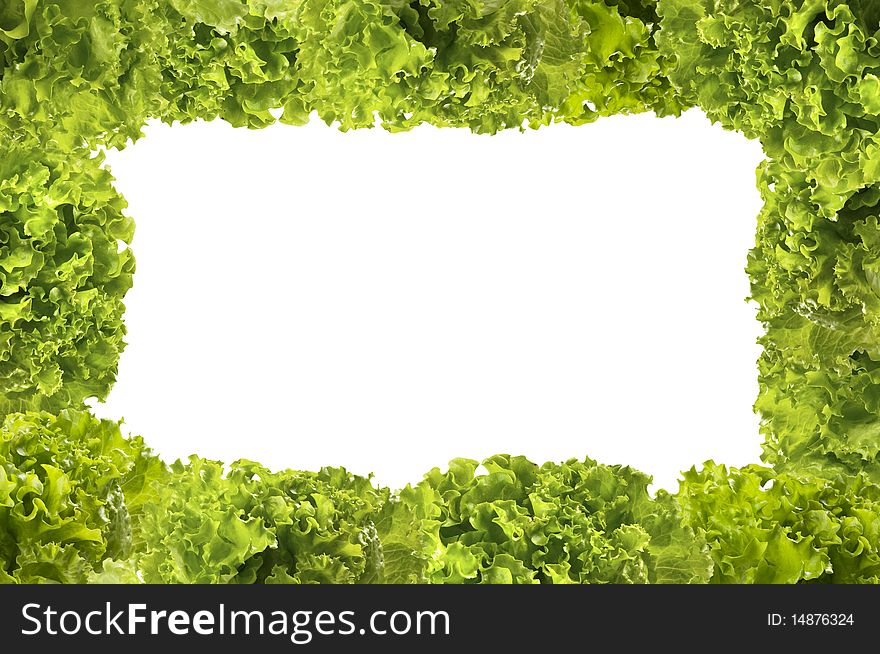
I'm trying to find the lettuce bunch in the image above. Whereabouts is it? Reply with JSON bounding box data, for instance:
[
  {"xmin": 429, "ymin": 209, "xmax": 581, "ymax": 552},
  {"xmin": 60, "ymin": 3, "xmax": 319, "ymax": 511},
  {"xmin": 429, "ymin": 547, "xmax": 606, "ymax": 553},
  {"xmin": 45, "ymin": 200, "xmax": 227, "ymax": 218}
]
[
  {"xmin": 138, "ymin": 457, "xmax": 392, "ymax": 584},
  {"xmin": 0, "ymin": 0, "xmax": 166, "ymax": 149},
  {"xmin": 0, "ymin": 410, "xmax": 163, "ymax": 583},
  {"xmin": 402, "ymin": 456, "xmax": 711, "ymax": 583},
  {"xmin": 678, "ymin": 462, "xmax": 880, "ymax": 583},
  {"xmin": 155, "ymin": 0, "xmax": 686, "ymax": 132},
  {"xmin": 0, "ymin": 143, "xmax": 134, "ymax": 416}
]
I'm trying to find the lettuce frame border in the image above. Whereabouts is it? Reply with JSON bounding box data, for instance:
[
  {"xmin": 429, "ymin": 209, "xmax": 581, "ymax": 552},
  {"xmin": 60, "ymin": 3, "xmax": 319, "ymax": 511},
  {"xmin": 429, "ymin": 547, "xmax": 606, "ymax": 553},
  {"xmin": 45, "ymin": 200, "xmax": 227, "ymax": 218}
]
[{"xmin": 2, "ymin": 0, "xmax": 880, "ymax": 583}]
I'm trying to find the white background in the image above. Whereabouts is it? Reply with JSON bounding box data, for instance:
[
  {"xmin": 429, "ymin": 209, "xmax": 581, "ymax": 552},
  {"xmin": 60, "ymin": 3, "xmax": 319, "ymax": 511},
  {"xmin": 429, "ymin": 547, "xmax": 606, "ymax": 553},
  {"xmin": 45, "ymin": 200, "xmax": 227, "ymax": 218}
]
[{"xmin": 92, "ymin": 110, "xmax": 767, "ymax": 492}]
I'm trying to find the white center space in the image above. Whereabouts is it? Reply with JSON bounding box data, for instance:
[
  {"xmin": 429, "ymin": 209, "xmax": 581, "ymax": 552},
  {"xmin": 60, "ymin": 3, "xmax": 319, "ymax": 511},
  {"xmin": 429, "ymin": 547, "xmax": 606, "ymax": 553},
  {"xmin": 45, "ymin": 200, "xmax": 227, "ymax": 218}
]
[{"xmin": 94, "ymin": 112, "xmax": 766, "ymax": 492}]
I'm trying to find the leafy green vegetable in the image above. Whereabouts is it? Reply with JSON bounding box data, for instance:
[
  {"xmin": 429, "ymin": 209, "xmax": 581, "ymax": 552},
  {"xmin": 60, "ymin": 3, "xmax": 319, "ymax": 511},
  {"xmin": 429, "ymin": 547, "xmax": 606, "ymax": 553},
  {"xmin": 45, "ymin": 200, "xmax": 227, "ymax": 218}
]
[
  {"xmin": 0, "ymin": 413, "xmax": 714, "ymax": 585},
  {"xmin": 0, "ymin": 143, "xmax": 134, "ymax": 417},
  {"xmin": 3, "ymin": 0, "xmax": 880, "ymax": 584},
  {"xmin": 0, "ymin": 0, "xmax": 167, "ymax": 149},
  {"xmin": 137, "ymin": 456, "xmax": 403, "ymax": 584},
  {"xmin": 402, "ymin": 455, "xmax": 711, "ymax": 583},
  {"xmin": 650, "ymin": 0, "xmax": 880, "ymax": 485},
  {"xmin": 0, "ymin": 409, "xmax": 164, "ymax": 583},
  {"xmin": 678, "ymin": 462, "xmax": 880, "ymax": 583},
  {"xmin": 155, "ymin": 0, "xmax": 685, "ymax": 132}
]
